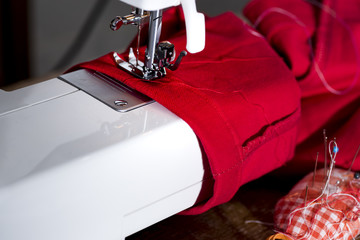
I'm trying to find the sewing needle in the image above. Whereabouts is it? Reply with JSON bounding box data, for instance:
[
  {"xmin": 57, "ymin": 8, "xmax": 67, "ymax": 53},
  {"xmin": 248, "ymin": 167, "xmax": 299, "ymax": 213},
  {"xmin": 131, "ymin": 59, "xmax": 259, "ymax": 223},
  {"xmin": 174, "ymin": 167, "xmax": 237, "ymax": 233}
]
[
  {"xmin": 323, "ymin": 129, "xmax": 328, "ymax": 180},
  {"xmin": 347, "ymin": 144, "xmax": 360, "ymax": 173},
  {"xmin": 136, "ymin": 24, "xmax": 142, "ymax": 66},
  {"xmin": 312, "ymin": 152, "xmax": 319, "ymax": 187}
]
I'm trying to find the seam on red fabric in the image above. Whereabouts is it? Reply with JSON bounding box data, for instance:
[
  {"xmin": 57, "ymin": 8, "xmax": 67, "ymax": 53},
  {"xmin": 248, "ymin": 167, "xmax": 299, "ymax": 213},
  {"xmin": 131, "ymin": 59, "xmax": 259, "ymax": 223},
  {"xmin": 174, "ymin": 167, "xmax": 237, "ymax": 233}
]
[
  {"xmin": 242, "ymin": 107, "xmax": 300, "ymax": 158},
  {"xmin": 164, "ymin": 77, "xmax": 299, "ymax": 178},
  {"xmin": 190, "ymin": 107, "xmax": 300, "ymax": 215},
  {"xmin": 167, "ymin": 76, "xmax": 244, "ymax": 166},
  {"xmin": 211, "ymin": 160, "xmax": 243, "ymax": 178},
  {"xmin": 198, "ymin": 108, "xmax": 299, "ymax": 178}
]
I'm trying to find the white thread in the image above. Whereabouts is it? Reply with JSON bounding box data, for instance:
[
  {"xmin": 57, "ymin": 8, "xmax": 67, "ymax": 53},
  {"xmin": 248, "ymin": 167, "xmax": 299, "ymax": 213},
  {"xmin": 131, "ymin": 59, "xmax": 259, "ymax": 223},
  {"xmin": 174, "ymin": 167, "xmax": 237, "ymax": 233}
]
[{"xmin": 244, "ymin": 220, "xmax": 274, "ymax": 226}]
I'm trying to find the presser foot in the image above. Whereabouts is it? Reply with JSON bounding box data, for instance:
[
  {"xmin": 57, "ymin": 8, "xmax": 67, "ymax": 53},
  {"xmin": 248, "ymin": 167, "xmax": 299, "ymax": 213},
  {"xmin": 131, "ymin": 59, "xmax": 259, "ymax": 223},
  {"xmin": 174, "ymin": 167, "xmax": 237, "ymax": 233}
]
[
  {"xmin": 110, "ymin": 8, "xmax": 187, "ymax": 81},
  {"xmin": 113, "ymin": 45, "xmax": 187, "ymax": 81},
  {"xmin": 113, "ymin": 49, "xmax": 165, "ymax": 81}
]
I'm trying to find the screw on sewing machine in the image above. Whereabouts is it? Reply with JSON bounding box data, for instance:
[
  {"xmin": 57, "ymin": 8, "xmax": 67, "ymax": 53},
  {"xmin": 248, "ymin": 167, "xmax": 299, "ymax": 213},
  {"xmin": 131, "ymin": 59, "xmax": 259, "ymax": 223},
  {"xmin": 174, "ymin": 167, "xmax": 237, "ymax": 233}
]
[
  {"xmin": 110, "ymin": 8, "xmax": 187, "ymax": 81},
  {"xmin": 114, "ymin": 100, "xmax": 128, "ymax": 107}
]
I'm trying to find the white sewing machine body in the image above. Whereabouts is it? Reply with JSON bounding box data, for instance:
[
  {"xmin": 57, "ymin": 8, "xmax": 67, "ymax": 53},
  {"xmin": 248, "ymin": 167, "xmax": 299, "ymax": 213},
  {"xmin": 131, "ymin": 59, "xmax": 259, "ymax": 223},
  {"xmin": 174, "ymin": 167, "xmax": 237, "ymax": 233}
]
[
  {"xmin": 0, "ymin": 0, "xmax": 208, "ymax": 238},
  {"xmin": 0, "ymin": 69, "xmax": 208, "ymax": 240}
]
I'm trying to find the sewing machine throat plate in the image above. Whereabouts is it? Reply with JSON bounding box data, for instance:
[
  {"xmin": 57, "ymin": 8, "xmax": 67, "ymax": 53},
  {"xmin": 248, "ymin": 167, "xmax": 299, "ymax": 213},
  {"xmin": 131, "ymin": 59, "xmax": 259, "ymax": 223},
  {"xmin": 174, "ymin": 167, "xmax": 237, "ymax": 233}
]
[{"xmin": 59, "ymin": 69, "xmax": 154, "ymax": 112}]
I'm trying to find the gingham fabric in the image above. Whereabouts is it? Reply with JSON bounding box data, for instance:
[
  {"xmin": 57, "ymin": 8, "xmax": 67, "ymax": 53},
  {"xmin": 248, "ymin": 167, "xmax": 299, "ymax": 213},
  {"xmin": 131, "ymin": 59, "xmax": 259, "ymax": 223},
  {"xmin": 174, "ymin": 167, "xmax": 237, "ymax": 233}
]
[{"xmin": 274, "ymin": 168, "xmax": 360, "ymax": 240}]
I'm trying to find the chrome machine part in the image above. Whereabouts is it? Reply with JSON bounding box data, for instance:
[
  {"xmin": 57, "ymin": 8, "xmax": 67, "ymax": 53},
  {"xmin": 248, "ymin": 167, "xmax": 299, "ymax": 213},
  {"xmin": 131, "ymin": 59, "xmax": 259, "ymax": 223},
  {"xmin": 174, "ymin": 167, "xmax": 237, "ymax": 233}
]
[
  {"xmin": 110, "ymin": 8, "xmax": 186, "ymax": 81},
  {"xmin": 59, "ymin": 69, "xmax": 154, "ymax": 112},
  {"xmin": 144, "ymin": 10, "xmax": 163, "ymax": 70},
  {"xmin": 110, "ymin": 9, "xmax": 149, "ymax": 31}
]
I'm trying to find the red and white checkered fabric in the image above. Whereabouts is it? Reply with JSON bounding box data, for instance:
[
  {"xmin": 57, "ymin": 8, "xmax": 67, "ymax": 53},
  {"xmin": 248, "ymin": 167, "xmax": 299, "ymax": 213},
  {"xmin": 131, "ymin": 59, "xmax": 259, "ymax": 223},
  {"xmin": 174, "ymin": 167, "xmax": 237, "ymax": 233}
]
[{"xmin": 274, "ymin": 168, "xmax": 360, "ymax": 240}]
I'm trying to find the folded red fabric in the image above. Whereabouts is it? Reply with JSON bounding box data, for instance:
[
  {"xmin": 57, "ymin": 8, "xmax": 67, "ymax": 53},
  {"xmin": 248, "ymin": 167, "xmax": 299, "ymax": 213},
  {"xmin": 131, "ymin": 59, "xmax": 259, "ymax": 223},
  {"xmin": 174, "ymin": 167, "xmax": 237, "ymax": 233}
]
[
  {"xmin": 69, "ymin": 8, "xmax": 301, "ymax": 214},
  {"xmin": 244, "ymin": 0, "xmax": 360, "ymax": 172}
]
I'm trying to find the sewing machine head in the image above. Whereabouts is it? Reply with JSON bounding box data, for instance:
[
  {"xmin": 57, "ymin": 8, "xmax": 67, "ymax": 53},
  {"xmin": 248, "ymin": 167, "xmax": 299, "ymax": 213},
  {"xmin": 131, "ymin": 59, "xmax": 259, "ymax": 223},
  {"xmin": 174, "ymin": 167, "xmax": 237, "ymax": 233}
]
[{"xmin": 110, "ymin": 0, "xmax": 205, "ymax": 80}]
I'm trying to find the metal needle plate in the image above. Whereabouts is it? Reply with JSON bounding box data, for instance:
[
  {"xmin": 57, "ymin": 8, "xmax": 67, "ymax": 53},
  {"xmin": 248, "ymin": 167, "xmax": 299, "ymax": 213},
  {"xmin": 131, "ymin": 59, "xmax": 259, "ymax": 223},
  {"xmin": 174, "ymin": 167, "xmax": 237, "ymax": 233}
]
[{"xmin": 59, "ymin": 69, "xmax": 154, "ymax": 112}]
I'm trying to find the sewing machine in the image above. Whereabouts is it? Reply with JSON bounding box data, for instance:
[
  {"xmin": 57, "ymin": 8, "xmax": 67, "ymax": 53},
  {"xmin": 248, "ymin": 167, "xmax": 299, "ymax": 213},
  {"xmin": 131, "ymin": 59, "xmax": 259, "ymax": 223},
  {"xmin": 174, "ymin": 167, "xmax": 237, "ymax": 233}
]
[
  {"xmin": 0, "ymin": 1, "xmax": 207, "ymax": 239},
  {"xmin": 111, "ymin": 0, "xmax": 205, "ymax": 80}
]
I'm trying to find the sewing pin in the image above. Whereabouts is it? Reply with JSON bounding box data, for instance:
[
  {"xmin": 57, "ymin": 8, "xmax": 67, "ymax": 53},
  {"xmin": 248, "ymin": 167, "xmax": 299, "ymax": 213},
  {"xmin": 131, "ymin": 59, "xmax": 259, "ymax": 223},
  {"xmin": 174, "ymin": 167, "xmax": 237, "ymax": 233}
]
[
  {"xmin": 323, "ymin": 129, "xmax": 328, "ymax": 180},
  {"xmin": 312, "ymin": 152, "xmax": 319, "ymax": 187},
  {"xmin": 304, "ymin": 185, "xmax": 309, "ymax": 206},
  {"xmin": 347, "ymin": 144, "xmax": 360, "ymax": 173}
]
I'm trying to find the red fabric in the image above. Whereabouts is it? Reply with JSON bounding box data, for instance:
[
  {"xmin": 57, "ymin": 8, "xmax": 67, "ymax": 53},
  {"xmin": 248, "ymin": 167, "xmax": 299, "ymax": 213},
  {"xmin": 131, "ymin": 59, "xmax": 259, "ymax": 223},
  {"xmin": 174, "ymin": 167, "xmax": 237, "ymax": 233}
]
[
  {"xmin": 244, "ymin": 0, "xmax": 360, "ymax": 172},
  {"xmin": 69, "ymin": 8, "xmax": 301, "ymax": 214}
]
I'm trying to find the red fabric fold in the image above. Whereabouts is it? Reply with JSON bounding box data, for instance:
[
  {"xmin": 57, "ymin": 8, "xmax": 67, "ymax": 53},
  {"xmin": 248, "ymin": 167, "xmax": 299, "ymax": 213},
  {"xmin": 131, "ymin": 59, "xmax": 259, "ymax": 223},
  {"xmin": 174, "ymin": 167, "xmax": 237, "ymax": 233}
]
[
  {"xmin": 244, "ymin": 0, "xmax": 360, "ymax": 172},
  {"xmin": 69, "ymin": 8, "xmax": 301, "ymax": 213}
]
